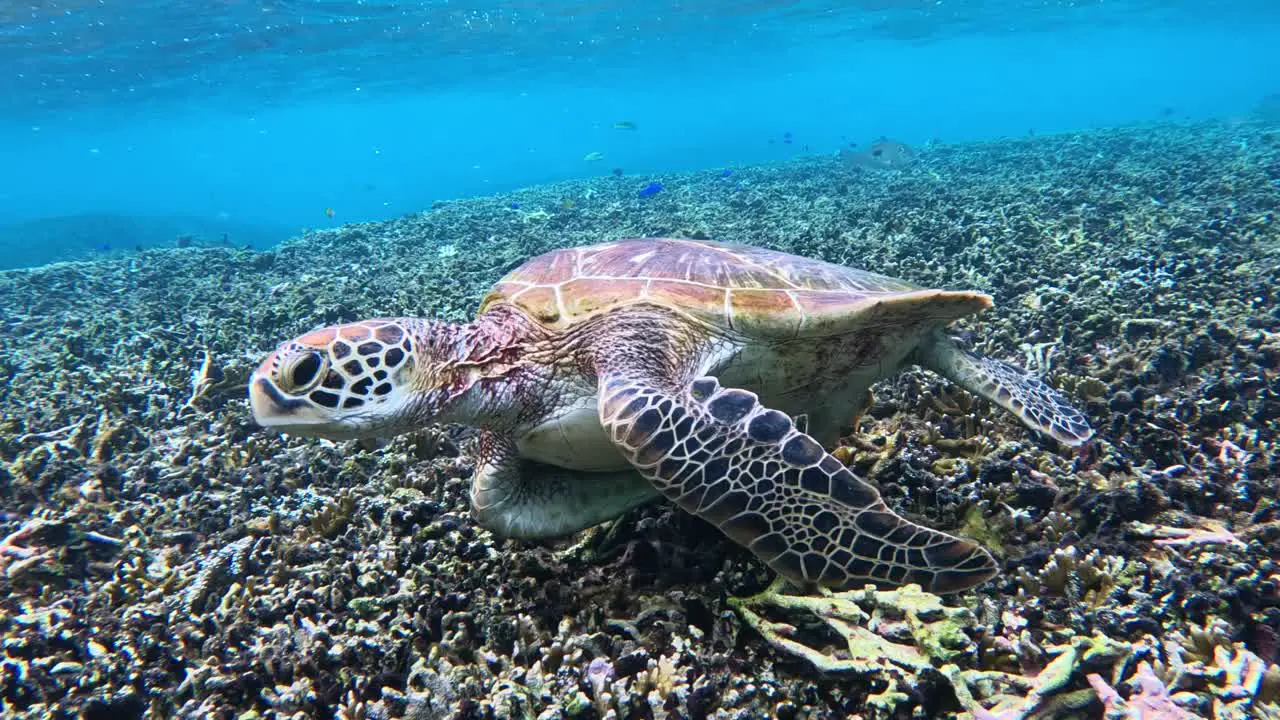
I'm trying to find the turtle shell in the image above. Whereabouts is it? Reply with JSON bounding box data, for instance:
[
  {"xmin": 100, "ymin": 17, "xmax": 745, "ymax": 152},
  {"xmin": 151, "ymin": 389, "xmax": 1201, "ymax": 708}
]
[{"xmin": 479, "ymin": 238, "xmax": 991, "ymax": 339}]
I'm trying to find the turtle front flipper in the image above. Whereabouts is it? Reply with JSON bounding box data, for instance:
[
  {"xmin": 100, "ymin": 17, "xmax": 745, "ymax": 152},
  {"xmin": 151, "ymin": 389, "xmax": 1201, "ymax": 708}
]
[
  {"xmin": 597, "ymin": 373, "xmax": 997, "ymax": 594},
  {"xmin": 914, "ymin": 334, "xmax": 1093, "ymax": 447}
]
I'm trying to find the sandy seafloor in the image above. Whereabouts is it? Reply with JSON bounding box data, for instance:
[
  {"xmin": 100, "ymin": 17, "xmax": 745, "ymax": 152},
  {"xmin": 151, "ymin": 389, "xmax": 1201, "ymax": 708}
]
[{"xmin": 0, "ymin": 121, "xmax": 1278, "ymax": 720}]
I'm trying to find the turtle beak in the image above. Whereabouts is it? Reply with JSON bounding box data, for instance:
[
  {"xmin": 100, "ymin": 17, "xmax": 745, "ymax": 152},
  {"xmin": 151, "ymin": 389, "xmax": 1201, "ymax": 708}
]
[
  {"xmin": 248, "ymin": 374, "xmax": 366, "ymax": 439},
  {"xmin": 248, "ymin": 355, "xmax": 319, "ymax": 431},
  {"xmin": 249, "ymin": 374, "xmax": 302, "ymax": 427},
  {"xmin": 247, "ymin": 349, "xmax": 337, "ymax": 435}
]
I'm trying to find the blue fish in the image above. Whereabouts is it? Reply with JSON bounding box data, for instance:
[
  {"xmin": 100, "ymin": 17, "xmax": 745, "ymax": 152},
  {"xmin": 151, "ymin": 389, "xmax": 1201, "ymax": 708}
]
[
  {"xmin": 638, "ymin": 182, "xmax": 663, "ymax": 197},
  {"xmin": 96, "ymin": 243, "xmax": 111, "ymax": 252},
  {"xmin": 509, "ymin": 202, "xmax": 522, "ymax": 210},
  {"xmin": 720, "ymin": 169, "xmax": 733, "ymax": 178}
]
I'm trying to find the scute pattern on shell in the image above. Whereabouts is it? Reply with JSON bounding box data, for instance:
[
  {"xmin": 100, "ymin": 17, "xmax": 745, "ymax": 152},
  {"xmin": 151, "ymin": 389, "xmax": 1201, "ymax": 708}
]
[{"xmin": 479, "ymin": 237, "xmax": 988, "ymax": 338}]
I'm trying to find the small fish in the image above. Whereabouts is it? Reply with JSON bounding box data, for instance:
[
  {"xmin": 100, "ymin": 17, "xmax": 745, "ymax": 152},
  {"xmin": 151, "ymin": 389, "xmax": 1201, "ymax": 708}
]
[
  {"xmin": 638, "ymin": 182, "xmax": 663, "ymax": 197},
  {"xmin": 611, "ymin": 168, "xmax": 625, "ymax": 177},
  {"xmin": 720, "ymin": 168, "xmax": 733, "ymax": 178},
  {"xmin": 324, "ymin": 207, "xmax": 335, "ymax": 219},
  {"xmin": 583, "ymin": 151, "xmax": 605, "ymax": 162},
  {"xmin": 612, "ymin": 121, "xmax": 637, "ymax": 130},
  {"xmin": 509, "ymin": 202, "xmax": 522, "ymax": 210},
  {"xmin": 559, "ymin": 198, "xmax": 578, "ymax": 210},
  {"xmin": 96, "ymin": 243, "xmax": 111, "ymax": 252}
]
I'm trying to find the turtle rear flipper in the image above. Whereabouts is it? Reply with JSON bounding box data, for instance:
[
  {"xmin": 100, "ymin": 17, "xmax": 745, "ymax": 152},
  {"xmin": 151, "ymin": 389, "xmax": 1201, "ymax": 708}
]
[
  {"xmin": 470, "ymin": 431, "xmax": 659, "ymax": 539},
  {"xmin": 914, "ymin": 333, "xmax": 1093, "ymax": 447},
  {"xmin": 598, "ymin": 373, "xmax": 997, "ymax": 594}
]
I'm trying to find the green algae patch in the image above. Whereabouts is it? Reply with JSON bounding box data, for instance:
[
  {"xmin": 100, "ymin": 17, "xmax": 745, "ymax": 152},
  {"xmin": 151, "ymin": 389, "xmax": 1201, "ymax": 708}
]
[
  {"xmin": 957, "ymin": 503, "xmax": 1007, "ymax": 555},
  {"xmin": 729, "ymin": 579, "xmax": 975, "ymax": 676}
]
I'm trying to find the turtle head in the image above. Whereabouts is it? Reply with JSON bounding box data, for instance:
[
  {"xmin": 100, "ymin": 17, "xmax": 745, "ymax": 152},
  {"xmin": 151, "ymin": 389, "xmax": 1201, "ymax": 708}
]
[{"xmin": 250, "ymin": 318, "xmax": 446, "ymax": 440}]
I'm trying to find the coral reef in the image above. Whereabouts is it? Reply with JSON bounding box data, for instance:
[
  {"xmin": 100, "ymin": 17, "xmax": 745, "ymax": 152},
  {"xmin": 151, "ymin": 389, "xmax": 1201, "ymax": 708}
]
[{"xmin": 0, "ymin": 119, "xmax": 1278, "ymax": 718}]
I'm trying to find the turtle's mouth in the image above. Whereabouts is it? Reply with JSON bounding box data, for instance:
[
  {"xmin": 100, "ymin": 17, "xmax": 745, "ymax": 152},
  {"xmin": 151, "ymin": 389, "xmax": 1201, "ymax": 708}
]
[
  {"xmin": 250, "ymin": 376, "xmax": 308, "ymax": 417},
  {"xmin": 249, "ymin": 376, "xmax": 358, "ymax": 437},
  {"xmin": 249, "ymin": 375, "xmax": 407, "ymax": 441}
]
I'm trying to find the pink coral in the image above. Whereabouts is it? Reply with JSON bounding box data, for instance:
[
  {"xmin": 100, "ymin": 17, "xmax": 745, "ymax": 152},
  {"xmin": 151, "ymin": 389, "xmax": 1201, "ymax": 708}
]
[{"xmin": 1086, "ymin": 663, "xmax": 1198, "ymax": 720}]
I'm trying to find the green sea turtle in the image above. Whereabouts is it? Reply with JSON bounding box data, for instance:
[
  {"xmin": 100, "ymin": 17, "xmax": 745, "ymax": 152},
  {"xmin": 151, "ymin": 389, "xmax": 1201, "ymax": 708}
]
[{"xmin": 250, "ymin": 238, "xmax": 1092, "ymax": 594}]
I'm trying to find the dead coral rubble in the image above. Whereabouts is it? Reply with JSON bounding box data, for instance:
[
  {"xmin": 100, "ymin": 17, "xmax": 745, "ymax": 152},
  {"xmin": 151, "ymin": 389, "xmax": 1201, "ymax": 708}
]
[{"xmin": 0, "ymin": 119, "xmax": 1278, "ymax": 717}]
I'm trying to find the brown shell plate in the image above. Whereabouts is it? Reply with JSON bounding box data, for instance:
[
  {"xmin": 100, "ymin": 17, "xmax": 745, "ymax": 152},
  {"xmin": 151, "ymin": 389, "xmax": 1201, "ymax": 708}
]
[{"xmin": 479, "ymin": 238, "xmax": 991, "ymax": 338}]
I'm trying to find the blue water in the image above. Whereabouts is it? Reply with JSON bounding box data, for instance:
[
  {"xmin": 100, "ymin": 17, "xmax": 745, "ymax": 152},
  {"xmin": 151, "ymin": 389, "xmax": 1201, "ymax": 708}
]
[{"xmin": 1, "ymin": 0, "xmax": 1278, "ymax": 265}]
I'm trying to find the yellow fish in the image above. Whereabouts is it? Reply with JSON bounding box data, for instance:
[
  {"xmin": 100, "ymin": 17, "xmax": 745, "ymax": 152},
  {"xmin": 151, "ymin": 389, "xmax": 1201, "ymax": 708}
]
[
  {"xmin": 323, "ymin": 207, "xmax": 335, "ymax": 219},
  {"xmin": 583, "ymin": 151, "xmax": 605, "ymax": 162}
]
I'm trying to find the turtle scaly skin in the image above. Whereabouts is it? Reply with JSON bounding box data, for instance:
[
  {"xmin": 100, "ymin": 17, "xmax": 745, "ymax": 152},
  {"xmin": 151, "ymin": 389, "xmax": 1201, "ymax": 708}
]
[{"xmin": 250, "ymin": 238, "xmax": 1093, "ymax": 594}]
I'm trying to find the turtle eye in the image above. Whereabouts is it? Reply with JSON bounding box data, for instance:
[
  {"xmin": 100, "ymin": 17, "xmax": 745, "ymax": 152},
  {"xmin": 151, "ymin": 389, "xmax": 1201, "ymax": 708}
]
[{"xmin": 284, "ymin": 351, "xmax": 325, "ymax": 392}]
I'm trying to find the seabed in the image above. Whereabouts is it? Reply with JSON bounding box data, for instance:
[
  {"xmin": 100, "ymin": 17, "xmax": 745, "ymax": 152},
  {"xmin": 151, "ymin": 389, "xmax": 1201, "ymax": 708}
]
[{"xmin": 0, "ymin": 121, "xmax": 1277, "ymax": 719}]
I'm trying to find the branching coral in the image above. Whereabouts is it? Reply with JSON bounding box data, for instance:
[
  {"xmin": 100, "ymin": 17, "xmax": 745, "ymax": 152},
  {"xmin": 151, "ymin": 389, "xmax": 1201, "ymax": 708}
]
[
  {"xmin": 730, "ymin": 579, "xmax": 975, "ymax": 712},
  {"xmin": 0, "ymin": 519, "xmax": 57, "ymax": 579},
  {"xmin": 1087, "ymin": 662, "xmax": 1198, "ymax": 720},
  {"xmin": 1131, "ymin": 519, "xmax": 1247, "ymax": 549},
  {"xmin": 178, "ymin": 347, "xmax": 228, "ymax": 417},
  {"xmin": 1014, "ymin": 546, "xmax": 1127, "ymax": 605}
]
